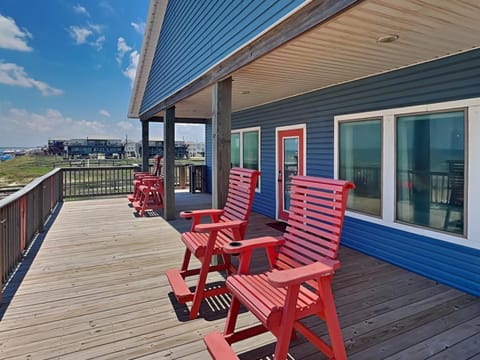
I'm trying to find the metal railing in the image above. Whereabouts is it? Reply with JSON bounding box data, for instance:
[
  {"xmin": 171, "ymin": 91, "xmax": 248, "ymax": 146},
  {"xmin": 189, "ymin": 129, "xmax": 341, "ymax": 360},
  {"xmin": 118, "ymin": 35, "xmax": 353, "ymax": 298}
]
[
  {"xmin": 342, "ymin": 166, "xmax": 453, "ymax": 206},
  {"xmin": 61, "ymin": 164, "xmax": 196, "ymax": 198},
  {"xmin": 62, "ymin": 166, "xmax": 139, "ymax": 198},
  {"xmin": 0, "ymin": 169, "xmax": 63, "ymax": 303}
]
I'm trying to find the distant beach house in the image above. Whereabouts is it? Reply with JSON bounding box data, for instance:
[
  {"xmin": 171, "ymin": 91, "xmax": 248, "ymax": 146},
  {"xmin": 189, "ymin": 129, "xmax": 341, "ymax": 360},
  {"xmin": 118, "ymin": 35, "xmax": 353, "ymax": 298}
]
[
  {"xmin": 129, "ymin": 0, "xmax": 480, "ymax": 296},
  {"xmin": 47, "ymin": 137, "xmax": 190, "ymax": 159}
]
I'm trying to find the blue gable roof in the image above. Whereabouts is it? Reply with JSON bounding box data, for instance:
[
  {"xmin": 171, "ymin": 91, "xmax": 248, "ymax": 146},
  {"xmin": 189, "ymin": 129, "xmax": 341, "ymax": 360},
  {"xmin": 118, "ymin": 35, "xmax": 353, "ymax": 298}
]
[{"xmin": 140, "ymin": 0, "xmax": 307, "ymax": 114}]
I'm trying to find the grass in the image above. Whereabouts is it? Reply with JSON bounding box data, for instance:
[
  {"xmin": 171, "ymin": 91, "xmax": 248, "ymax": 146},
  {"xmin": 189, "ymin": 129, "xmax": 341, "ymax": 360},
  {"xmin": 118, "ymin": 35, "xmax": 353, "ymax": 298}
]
[
  {"xmin": 0, "ymin": 155, "xmax": 205, "ymax": 188},
  {"xmin": 0, "ymin": 155, "xmax": 58, "ymax": 187}
]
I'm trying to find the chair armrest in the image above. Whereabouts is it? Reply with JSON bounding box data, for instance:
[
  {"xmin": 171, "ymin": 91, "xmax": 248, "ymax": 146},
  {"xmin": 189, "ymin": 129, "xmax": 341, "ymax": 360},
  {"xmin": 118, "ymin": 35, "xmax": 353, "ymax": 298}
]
[
  {"xmin": 268, "ymin": 261, "xmax": 335, "ymax": 287},
  {"xmin": 180, "ymin": 209, "xmax": 224, "ymax": 219},
  {"xmin": 223, "ymin": 236, "xmax": 285, "ymax": 255},
  {"xmin": 194, "ymin": 220, "xmax": 245, "ymax": 232}
]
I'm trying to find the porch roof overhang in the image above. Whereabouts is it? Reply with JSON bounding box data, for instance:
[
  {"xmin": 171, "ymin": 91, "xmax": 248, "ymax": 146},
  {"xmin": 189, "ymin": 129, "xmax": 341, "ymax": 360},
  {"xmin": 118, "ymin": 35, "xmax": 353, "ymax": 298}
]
[{"xmin": 132, "ymin": 0, "xmax": 480, "ymax": 121}]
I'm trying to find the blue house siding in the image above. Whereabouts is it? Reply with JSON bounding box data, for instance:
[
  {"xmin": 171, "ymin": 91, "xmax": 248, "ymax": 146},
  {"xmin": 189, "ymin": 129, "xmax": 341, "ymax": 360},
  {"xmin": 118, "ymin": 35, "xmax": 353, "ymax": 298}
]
[
  {"xmin": 217, "ymin": 48, "xmax": 480, "ymax": 296},
  {"xmin": 141, "ymin": 0, "xmax": 306, "ymax": 113}
]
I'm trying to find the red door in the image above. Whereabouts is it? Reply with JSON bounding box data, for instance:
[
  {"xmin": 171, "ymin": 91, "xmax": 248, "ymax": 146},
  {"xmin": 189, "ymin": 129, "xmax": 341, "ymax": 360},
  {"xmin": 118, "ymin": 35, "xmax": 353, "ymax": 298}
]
[{"xmin": 277, "ymin": 127, "xmax": 305, "ymax": 221}]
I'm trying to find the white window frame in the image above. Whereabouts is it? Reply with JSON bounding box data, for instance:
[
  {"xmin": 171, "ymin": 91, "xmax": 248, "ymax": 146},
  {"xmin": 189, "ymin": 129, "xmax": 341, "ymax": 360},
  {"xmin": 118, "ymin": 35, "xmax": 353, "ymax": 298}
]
[
  {"xmin": 232, "ymin": 126, "xmax": 261, "ymax": 192},
  {"xmin": 335, "ymin": 98, "xmax": 480, "ymax": 250}
]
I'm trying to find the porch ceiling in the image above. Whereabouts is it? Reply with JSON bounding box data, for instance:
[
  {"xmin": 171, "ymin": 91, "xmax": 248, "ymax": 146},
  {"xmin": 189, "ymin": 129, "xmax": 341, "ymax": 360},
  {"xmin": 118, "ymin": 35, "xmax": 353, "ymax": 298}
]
[{"xmin": 155, "ymin": 0, "xmax": 480, "ymax": 119}]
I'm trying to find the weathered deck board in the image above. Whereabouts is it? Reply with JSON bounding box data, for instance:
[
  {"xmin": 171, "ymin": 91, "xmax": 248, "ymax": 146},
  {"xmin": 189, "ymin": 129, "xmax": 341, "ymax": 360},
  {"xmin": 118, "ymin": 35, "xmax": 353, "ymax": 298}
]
[{"xmin": 0, "ymin": 194, "xmax": 478, "ymax": 359}]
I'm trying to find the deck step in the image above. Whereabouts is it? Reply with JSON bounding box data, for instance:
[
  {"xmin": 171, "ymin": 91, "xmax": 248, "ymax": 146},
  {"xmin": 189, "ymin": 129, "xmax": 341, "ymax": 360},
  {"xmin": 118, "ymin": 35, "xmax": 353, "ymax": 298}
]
[
  {"xmin": 166, "ymin": 269, "xmax": 194, "ymax": 303},
  {"xmin": 204, "ymin": 332, "xmax": 239, "ymax": 360}
]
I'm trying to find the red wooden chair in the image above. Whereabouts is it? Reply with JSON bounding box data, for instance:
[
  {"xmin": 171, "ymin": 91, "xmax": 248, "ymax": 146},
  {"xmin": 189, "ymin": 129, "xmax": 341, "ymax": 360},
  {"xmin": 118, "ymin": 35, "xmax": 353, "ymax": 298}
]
[
  {"xmin": 132, "ymin": 176, "xmax": 164, "ymax": 216},
  {"xmin": 128, "ymin": 156, "xmax": 163, "ymax": 203},
  {"xmin": 204, "ymin": 176, "xmax": 354, "ymax": 360},
  {"xmin": 166, "ymin": 168, "xmax": 261, "ymax": 320}
]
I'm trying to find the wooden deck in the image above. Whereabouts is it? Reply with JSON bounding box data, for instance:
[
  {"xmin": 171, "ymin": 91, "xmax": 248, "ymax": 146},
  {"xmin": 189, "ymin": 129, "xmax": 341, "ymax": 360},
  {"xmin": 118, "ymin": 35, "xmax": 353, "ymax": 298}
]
[{"xmin": 0, "ymin": 193, "xmax": 479, "ymax": 360}]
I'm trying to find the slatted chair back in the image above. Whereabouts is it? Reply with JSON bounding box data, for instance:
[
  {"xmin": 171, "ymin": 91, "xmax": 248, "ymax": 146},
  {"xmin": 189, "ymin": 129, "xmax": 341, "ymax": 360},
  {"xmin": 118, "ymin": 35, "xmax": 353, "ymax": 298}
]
[
  {"xmin": 447, "ymin": 160, "xmax": 464, "ymax": 207},
  {"xmin": 151, "ymin": 155, "xmax": 163, "ymax": 176},
  {"xmin": 275, "ymin": 176, "xmax": 354, "ymax": 274},
  {"xmin": 218, "ymin": 168, "xmax": 261, "ymax": 237}
]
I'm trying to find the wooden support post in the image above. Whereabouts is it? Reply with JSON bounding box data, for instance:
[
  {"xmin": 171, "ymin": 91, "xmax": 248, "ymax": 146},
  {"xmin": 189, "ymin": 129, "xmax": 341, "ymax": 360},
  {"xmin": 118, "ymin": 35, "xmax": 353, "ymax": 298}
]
[
  {"xmin": 179, "ymin": 165, "xmax": 186, "ymax": 189},
  {"xmin": 212, "ymin": 77, "xmax": 232, "ymax": 209},
  {"xmin": 141, "ymin": 119, "xmax": 149, "ymax": 172},
  {"xmin": 164, "ymin": 106, "xmax": 176, "ymax": 220}
]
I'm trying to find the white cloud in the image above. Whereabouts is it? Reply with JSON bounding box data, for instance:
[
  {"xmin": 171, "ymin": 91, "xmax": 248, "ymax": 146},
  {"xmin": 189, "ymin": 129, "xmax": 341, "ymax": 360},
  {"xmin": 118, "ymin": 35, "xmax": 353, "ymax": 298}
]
[
  {"xmin": 99, "ymin": 109, "xmax": 111, "ymax": 117},
  {"xmin": 116, "ymin": 37, "xmax": 132, "ymax": 65},
  {"xmin": 67, "ymin": 23, "xmax": 105, "ymax": 51},
  {"xmin": 73, "ymin": 4, "xmax": 90, "ymax": 17},
  {"xmin": 131, "ymin": 22, "xmax": 145, "ymax": 35},
  {"xmin": 99, "ymin": 1, "xmax": 115, "ymax": 14},
  {"xmin": 68, "ymin": 26, "xmax": 92, "ymax": 44},
  {"xmin": 0, "ymin": 107, "xmax": 109, "ymax": 147},
  {"xmin": 0, "ymin": 62, "xmax": 63, "ymax": 96},
  {"xmin": 175, "ymin": 124, "xmax": 205, "ymax": 143},
  {"xmin": 93, "ymin": 35, "xmax": 105, "ymax": 51},
  {"xmin": 0, "ymin": 13, "xmax": 33, "ymax": 51},
  {"xmin": 123, "ymin": 50, "xmax": 139, "ymax": 85},
  {"xmin": 117, "ymin": 120, "xmax": 134, "ymax": 131}
]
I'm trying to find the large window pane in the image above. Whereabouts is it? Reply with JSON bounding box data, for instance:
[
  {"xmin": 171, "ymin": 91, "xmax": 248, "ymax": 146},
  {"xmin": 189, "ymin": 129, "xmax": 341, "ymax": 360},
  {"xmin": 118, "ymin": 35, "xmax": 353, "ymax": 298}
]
[
  {"xmin": 339, "ymin": 119, "xmax": 382, "ymax": 215},
  {"xmin": 231, "ymin": 133, "xmax": 240, "ymax": 167},
  {"xmin": 242, "ymin": 131, "xmax": 259, "ymax": 170},
  {"xmin": 396, "ymin": 111, "xmax": 465, "ymax": 235}
]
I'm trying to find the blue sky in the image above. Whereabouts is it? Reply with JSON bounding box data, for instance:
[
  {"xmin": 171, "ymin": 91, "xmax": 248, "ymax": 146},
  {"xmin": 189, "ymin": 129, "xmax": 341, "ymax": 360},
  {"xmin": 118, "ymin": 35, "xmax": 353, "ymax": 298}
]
[{"xmin": 0, "ymin": 0, "xmax": 204, "ymax": 148}]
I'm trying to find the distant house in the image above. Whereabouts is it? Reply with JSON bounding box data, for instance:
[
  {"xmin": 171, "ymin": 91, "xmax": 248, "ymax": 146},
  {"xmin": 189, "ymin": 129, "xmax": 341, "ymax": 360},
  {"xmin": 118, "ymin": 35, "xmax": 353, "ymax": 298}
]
[
  {"xmin": 136, "ymin": 140, "xmax": 189, "ymax": 159},
  {"xmin": 124, "ymin": 141, "xmax": 138, "ymax": 158},
  {"xmin": 47, "ymin": 139, "xmax": 67, "ymax": 156},
  {"xmin": 64, "ymin": 138, "xmax": 124, "ymax": 159},
  {"xmin": 129, "ymin": 0, "xmax": 480, "ymax": 296}
]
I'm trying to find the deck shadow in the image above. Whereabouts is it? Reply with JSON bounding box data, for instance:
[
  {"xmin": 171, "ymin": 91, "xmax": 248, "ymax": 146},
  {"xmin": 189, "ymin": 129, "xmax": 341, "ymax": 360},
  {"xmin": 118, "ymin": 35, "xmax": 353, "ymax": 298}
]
[{"xmin": 0, "ymin": 202, "xmax": 63, "ymax": 320}]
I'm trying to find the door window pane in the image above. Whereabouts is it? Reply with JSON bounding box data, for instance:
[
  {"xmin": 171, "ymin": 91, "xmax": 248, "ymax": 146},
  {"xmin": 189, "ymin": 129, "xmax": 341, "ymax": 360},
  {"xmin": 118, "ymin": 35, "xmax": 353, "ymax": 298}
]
[
  {"xmin": 283, "ymin": 137, "xmax": 299, "ymax": 212},
  {"xmin": 243, "ymin": 131, "xmax": 259, "ymax": 170},
  {"xmin": 231, "ymin": 133, "xmax": 240, "ymax": 167},
  {"xmin": 396, "ymin": 111, "xmax": 465, "ymax": 235},
  {"xmin": 339, "ymin": 119, "xmax": 382, "ymax": 215}
]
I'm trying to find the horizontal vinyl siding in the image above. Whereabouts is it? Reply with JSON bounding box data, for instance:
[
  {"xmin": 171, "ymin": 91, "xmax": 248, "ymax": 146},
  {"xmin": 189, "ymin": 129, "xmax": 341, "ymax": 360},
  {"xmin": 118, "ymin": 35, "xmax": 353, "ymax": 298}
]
[
  {"xmin": 231, "ymin": 48, "xmax": 480, "ymax": 296},
  {"xmin": 141, "ymin": 0, "xmax": 306, "ymax": 113}
]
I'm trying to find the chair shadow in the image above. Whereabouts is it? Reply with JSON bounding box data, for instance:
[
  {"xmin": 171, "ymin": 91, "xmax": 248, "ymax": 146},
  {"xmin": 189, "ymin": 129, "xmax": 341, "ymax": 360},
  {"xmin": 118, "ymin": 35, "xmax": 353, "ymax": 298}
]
[
  {"xmin": 132, "ymin": 209, "xmax": 163, "ymax": 218},
  {"xmin": 168, "ymin": 281, "xmax": 247, "ymax": 322}
]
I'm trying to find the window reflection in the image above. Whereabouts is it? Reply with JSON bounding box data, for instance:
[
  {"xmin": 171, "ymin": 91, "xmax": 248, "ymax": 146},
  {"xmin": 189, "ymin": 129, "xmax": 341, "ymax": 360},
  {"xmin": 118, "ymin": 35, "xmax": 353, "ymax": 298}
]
[
  {"xmin": 339, "ymin": 119, "xmax": 382, "ymax": 216},
  {"xmin": 396, "ymin": 111, "xmax": 465, "ymax": 235}
]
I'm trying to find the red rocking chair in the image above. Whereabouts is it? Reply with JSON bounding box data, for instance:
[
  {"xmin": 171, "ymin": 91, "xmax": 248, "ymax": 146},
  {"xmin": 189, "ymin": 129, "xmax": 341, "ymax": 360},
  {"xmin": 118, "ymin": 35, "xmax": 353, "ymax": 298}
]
[
  {"xmin": 204, "ymin": 176, "xmax": 354, "ymax": 360},
  {"xmin": 128, "ymin": 155, "xmax": 163, "ymax": 203},
  {"xmin": 132, "ymin": 176, "xmax": 164, "ymax": 216},
  {"xmin": 166, "ymin": 168, "xmax": 261, "ymax": 320}
]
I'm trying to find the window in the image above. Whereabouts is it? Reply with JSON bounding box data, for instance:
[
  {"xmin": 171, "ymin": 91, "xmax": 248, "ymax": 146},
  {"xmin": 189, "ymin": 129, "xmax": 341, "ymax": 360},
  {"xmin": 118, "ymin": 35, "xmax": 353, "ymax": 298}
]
[
  {"xmin": 339, "ymin": 119, "xmax": 382, "ymax": 216},
  {"xmin": 335, "ymin": 99, "xmax": 474, "ymax": 242},
  {"xmin": 396, "ymin": 111, "xmax": 465, "ymax": 235},
  {"xmin": 231, "ymin": 133, "xmax": 240, "ymax": 167},
  {"xmin": 231, "ymin": 127, "xmax": 261, "ymax": 189}
]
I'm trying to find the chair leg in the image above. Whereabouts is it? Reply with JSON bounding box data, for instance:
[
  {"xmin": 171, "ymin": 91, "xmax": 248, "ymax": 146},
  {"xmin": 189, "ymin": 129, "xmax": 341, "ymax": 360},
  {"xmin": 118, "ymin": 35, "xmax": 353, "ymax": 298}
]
[
  {"xmin": 140, "ymin": 192, "xmax": 150, "ymax": 217},
  {"xmin": 224, "ymin": 295, "xmax": 241, "ymax": 335},
  {"xmin": 181, "ymin": 249, "xmax": 192, "ymax": 272},
  {"xmin": 319, "ymin": 278, "xmax": 347, "ymax": 360},
  {"xmin": 189, "ymin": 252, "xmax": 213, "ymax": 320},
  {"xmin": 274, "ymin": 285, "xmax": 300, "ymax": 360}
]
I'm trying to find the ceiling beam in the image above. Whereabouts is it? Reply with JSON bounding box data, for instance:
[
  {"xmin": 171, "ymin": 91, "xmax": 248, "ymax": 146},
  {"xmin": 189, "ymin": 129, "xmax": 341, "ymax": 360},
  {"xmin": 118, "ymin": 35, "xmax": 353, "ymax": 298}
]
[
  {"xmin": 140, "ymin": 0, "xmax": 362, "ymax": 121},
  {"xmin": 145, "ymin": 116, "xmax": 210, "ymax": 124}
]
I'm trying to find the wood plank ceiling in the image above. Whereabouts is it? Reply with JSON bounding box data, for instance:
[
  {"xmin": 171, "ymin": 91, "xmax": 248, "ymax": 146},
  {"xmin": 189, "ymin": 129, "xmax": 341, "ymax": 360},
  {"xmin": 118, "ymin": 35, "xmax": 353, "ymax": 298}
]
[{"xmin": 154, "ymin": 0, "xmax": 480, "ymax": 119}]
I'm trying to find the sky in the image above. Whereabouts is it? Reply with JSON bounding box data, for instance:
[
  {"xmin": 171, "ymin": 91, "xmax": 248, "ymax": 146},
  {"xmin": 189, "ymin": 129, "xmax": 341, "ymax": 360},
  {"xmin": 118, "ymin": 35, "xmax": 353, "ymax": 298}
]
[{"xmin": 0, "ymin": 0, "xmax": 205, "ymax": 148}]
